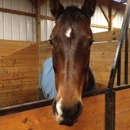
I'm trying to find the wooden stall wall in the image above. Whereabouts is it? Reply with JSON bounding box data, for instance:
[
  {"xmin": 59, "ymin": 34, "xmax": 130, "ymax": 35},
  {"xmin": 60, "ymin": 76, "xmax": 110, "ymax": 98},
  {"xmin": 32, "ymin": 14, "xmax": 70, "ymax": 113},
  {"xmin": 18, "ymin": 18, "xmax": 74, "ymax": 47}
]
[
  {"xmin": 116, "ymin": 89, "xmax": 130, "ymax": 129},
  {"xmin": 0, "ymin": 40, "xmax": 39, "ymax": 108},
  {"xmin": 40, "ymin": 29, "xmax": 130, "ymax": 89},
  {"xmin": 92, "ymin": 30, "xmax": 130, "ymax": 87},
  {"xmin": 0, "ymin": 94, "xmax": 105, "ymax": 130}
]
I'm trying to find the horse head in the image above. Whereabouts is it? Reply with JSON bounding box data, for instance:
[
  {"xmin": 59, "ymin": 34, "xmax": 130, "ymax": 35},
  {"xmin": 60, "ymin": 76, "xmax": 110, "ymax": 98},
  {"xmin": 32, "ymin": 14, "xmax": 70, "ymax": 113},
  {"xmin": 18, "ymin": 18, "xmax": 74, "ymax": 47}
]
[{"xmin": 49, "ymin": 0, "xmax": 96, "ymax": 126}]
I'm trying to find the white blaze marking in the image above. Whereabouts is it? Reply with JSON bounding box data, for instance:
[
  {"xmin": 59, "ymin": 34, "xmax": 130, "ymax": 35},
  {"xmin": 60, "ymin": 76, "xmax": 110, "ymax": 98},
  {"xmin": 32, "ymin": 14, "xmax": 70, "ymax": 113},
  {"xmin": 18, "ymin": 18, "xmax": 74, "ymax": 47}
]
[
  {"xmin": 66, "ymin": 28, "xmax": 72, "ymax": 38},
  {"xmin": 56, "ymin": 98, "xmax": 63, "ymax": 118}
]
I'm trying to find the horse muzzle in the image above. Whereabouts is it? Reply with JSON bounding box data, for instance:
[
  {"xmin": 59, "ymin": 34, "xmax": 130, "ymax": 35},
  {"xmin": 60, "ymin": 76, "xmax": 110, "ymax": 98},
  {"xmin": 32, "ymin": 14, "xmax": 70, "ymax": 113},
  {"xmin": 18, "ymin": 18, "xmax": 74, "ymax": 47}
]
[{"xmin": 52, "ymin": 99, "xmax": 83, "ymax": 126}]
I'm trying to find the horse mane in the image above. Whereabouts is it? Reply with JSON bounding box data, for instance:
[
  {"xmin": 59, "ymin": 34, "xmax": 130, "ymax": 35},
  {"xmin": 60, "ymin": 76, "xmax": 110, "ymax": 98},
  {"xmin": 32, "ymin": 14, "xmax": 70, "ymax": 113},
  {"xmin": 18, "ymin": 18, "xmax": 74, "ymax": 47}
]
[{"xmin": 60, "ymin": 5, "xmax": 90, "ymax": 25}]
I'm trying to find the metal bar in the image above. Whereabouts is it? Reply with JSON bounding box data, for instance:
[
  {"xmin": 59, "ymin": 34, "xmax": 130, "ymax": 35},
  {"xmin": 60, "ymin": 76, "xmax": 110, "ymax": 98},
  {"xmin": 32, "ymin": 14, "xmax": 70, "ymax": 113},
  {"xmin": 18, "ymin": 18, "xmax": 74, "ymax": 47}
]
[
  {"xmin": 82, "ymin": 88, "xmax": 109, "ymax": 98},
  {"xmin": 105, "ymin": 93, "xmax": 110, "ymax": 130},
  {"xmin": 117, "ymin": 51, "xmax": 121, "ymax": 86},
  {"xmin": 124, "ymin": 23, "xmax": 129, "ymax": 84},
  {"xmin": 113, "ymin": 84, "xmax": 130, "ymax": 91},
  {"xmin": 105, "ymin": 92, "xmax": 115, "ymax": 130},
  {"xmin": 107, "ymin": 0, "xmax": 130, "ymax": 89},
  {"xmin": 111, "ymin": 92, "xmax": 115, "ymax": 130},
  {"xmin": 0, "ymin": 99, "xmax": 53, "ymax": 116}
]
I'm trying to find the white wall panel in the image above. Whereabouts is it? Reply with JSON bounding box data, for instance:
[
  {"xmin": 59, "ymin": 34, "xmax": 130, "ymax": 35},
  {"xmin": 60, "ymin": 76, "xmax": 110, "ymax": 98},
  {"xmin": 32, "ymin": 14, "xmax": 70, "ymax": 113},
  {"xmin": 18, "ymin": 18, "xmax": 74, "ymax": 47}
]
[
  {"xmin": 0, "ymin": 0, "xmax": 36, "ymax": 42},
  {"xmin": 12, "ymin": 0, "xmax": 19, "ymax": 10},
  {"xmin": 0, "ymin": 0, "xmax": 3, "ymax": 7},
  {"xmin": 19, "ymin": 0, "xmax": 26, "ymax": 12},
  {"xmin": 91, "ymin": 5, "xmax": 108, "ymax": 33},
  {"xmin": 12, "ymin": 14, "xmax": 20, "ymax": 40},
  {"xmin": 47, "ymin": 20, "xmax": 55, "ymax": 39},
  {"xmin": 32, "ymin": 17, "xmax": 36, "ymax": 42},
  {"xmin": 19, "ymin": 15, "xmax": 26, "ymax": 41},
  {"xmin": 41, "ymin": 19, "xmax": 47, "ymax": 41},
  {"xmin": 4, "ymin": 13, "xmax": 12, "ymax": 39},
  {"xmin": 0, "ymin": 0, "xmax": 128, "ymax": 42},
  {"xmin": 27, "ymin": 16, "xmax": 34, "ymax": 41},
  {"xmin": 113, "ymin": 12, "xmax": 123, "ymax": 29},
  {"xmin": 4, "ymin": 0, "xmax": 12, "ymax": 9},
  {"xmin": 41, "ymin": 1, "xmax": 47, "ymax": 16},
  {"xmin": 0, "ymin": 12, "xmax": 4, "ymax": 39}
]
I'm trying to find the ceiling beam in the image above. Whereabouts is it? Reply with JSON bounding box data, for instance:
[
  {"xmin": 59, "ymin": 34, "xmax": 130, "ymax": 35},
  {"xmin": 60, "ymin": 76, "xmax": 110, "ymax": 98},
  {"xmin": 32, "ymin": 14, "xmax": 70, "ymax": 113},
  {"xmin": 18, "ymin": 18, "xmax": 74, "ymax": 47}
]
[
  {"xmin": 29, "ymin": 0, "xmax": 47, "ymax": 8},
  {"xmin": 29, "ymin": 0, "xmax": 37, "ymax": 8},
  {"xmin": 40, "ymin": 0, "xmax": 47, "ymax": 6},
  {"xmin": 97, "ymin": 0, "xmax": 126, "ymax": 12},
  {"xmin": 98, "ymin": 4, "xmax": 110, "ymax": 23}
]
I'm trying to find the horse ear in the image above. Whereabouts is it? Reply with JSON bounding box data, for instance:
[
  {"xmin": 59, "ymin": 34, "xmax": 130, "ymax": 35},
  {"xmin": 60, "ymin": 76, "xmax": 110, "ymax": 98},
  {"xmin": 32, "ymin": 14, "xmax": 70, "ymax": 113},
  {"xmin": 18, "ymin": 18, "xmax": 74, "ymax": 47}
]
[
  {"xmin": 81, "ymin": 0, "xmax": 96, "ymax": 18},
  {"xmin": 50, "ymin": 0, "xmax": 64, "ymax": 19}
]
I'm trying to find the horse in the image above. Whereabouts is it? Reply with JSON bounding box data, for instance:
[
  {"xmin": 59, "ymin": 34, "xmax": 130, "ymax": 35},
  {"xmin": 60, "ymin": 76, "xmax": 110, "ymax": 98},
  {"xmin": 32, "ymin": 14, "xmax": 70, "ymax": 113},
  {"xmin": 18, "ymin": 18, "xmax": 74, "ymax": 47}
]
[{"xmin": 49, "ymin": 0, "xmax": 96, "ymax": 126}]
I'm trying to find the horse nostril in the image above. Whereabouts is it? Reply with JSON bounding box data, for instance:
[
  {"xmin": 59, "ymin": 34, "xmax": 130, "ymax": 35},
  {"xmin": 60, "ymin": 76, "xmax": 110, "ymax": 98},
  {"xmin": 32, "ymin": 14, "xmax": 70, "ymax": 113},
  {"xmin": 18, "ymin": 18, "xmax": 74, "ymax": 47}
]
[
  {"xmin": 52, "ymin": 99, "xmax": 83, "ymax": 126},
  {"xmin": 73, "ymin": 101, "xmax": 82, "ymax": 119}
]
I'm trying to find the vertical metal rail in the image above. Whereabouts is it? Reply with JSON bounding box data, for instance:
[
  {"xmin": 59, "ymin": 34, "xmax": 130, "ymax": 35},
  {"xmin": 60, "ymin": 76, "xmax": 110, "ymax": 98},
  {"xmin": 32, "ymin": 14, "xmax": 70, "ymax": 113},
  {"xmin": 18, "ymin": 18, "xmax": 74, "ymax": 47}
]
[
  {"xmin": 124, "ymin": 24, "xmax": 129, "ymax": 84},
  {"xmin": 105, "ymin": 1, "xmax": 130, "ymax": 130},
  {"xmin": 105, "ymin": 92, "xmax": 115, "ymax": 130},
  {"xmin": 108, "ymin": 1, "xmax": 130, "ymax": 90},
  {"xmin": 117, "ymin": 51, "xmax": 121, "ymax": 86}
]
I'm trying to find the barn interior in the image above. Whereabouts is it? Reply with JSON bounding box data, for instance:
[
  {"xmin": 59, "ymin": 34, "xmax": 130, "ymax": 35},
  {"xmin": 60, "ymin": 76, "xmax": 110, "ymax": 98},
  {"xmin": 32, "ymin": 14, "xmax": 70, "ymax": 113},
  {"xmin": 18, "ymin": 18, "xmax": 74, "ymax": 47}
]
[{"xmin": 0, "ymin": 0, "xmax": 130, "ymax": 129}]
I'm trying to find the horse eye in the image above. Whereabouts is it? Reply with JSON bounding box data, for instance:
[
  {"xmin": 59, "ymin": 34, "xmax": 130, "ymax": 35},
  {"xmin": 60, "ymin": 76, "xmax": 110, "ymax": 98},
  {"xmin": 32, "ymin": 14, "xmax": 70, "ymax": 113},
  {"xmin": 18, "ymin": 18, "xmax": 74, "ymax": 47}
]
[
  {"xmin": 48, "ymin": 39, "xmax": 54, "ymax": 47},
  {"xmin": 88, "ymin": 39, "xmax": 94, "ymax": 47}
]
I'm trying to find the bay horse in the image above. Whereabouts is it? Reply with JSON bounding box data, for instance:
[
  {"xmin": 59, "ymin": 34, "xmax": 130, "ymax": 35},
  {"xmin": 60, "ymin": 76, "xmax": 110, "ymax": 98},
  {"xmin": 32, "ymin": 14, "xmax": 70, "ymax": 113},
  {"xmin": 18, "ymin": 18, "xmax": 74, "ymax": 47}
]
[{"xmin": 49, "ymin": 0, "xmax": 96, "ymax": 126}]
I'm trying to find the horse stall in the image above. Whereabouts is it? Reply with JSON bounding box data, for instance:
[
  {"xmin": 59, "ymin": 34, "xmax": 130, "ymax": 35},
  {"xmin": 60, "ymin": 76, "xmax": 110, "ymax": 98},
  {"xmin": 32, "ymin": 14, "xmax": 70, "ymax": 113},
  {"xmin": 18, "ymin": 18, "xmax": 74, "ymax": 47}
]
[
  {"xmin": 0, "ymin": 0, "xmax": 130, "ymax": 130},
  {"xmin": 0, "ymin": 27, "xmax": 130, "ymax": 130}
]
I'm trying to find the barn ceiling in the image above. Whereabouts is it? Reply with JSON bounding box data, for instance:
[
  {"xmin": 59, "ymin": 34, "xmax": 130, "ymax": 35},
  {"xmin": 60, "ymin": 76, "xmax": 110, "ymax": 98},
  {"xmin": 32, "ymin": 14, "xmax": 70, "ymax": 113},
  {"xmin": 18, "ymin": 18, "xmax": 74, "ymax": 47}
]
[{"xmin": 29, "ymin": 0, "xmax": 127, "ymax": 12}]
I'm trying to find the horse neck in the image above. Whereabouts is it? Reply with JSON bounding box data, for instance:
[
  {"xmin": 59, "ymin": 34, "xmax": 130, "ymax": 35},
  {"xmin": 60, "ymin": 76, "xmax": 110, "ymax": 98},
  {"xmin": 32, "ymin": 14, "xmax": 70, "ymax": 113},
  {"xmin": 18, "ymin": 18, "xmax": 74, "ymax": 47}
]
[{"xmin": 83, "ymin": 68, "xmax": 93, "ymax": 92}]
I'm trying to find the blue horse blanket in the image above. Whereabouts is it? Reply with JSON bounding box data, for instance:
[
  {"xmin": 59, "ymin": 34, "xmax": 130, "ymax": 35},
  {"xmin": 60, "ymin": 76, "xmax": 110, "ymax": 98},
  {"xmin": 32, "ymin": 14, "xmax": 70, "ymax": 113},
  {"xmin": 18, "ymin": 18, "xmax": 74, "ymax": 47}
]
[{"xmin": 38, "ymin": 57, "xmax": 96, "ymax": 99}]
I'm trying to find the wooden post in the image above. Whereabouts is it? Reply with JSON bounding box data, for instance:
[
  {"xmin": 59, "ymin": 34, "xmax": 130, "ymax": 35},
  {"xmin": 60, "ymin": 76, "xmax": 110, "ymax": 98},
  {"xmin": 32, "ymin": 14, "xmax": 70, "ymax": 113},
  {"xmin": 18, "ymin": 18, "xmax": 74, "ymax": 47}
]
[
  {"xmin": 36, "ymin": 0, "xmax": 41, "ymax": 80},
  {"xmin": 36, "ymin": 0, "xmax": 41, "ymax": 44},
  {"xmin": 108, "ymin": 1, "xmax": 113, "ymax": 31}
]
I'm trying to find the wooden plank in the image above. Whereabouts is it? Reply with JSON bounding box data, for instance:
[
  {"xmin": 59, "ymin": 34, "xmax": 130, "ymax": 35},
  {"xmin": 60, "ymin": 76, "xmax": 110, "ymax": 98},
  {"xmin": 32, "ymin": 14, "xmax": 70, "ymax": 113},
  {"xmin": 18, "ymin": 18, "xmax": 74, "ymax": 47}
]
[
  {"xmin": 39, "ymin": 41, "xmax": 52, "ymax": 66},
  {"xmin": 0, "ymin": 59, "xmax": 38, "ymax": 67},
  {"xmin": 0, "ymin": 89, "xmax": 38, "ymax": 107},
  {"xmin": 116, "ymin": 89, "xmax": 130, "ymax": 111},
  {"xmin": 0, "ymin": 83, "xmax": 38, "ymax": 93},
  {"xmin": 0, "ymin": 41, "xmax": 37, "ymax": 59},
  {"xmin": 0, "ymin": 78, "xmax": 38, "ymax": 86},
  {"xmin": 0, "ymin": 66, "xmax": 38, "ymax": 74},
  {"xmin": 0, "ymin": 72, "xmax": 38, "ymax": 80},
  {"xmin": 116, "ymin": 109, "xmax": 130, "ymax": 130},
  {"xmin": 116, "ymin": 89, "xmax": 130, "ymax": 129},
  {"xmin": 40, "ymin": 15, "xmax": 55, "ymax": 21},
  {"xmin": 91, "ymin": 41, "xmax": 130, "ymax": 52},
  {"xmin": 93, "ymin": 29, "xmax": 130, "ymax": 42},
  {"xmin": 90, "ymin": 61, "xmax": 130, "ymax": 73},
  {"xmin": 0, "ymin": 39, "xmax": 35, "ymax": 44},
  {"xmin": 0, "ymin": 7, "xmax": 36, "ymax": 17},
  {"xmin": 0, "ymin": 94, "xmax": 105, "ymax": 130}
]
